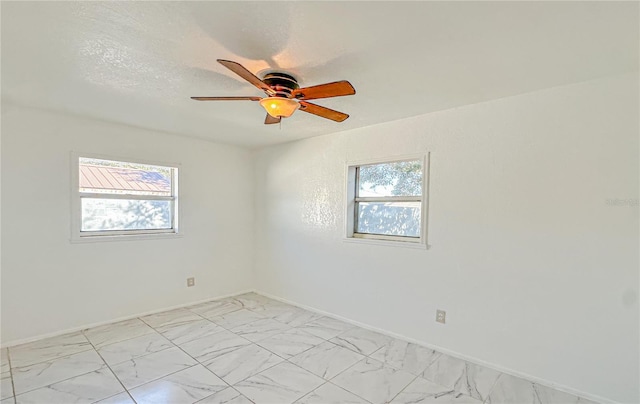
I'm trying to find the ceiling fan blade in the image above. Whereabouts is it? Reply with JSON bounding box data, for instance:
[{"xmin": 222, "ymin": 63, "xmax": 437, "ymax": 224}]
[
  {"xmin": 264, "ymin": 114, "xmax": 281, "ymax": 125},
  {"xmin": 217, "ymin": 59, "xmax": 274, "ymax": 95},
  {"xmin": 298, "ymin": 101, "xmax": 349, "ymax": 122},
  {"xmin": 292, "ymin": 81, "xmax": 355, "ymax": 100},
  {"xmin": 191, "ymin": 96, "xmax": 261, "ymax": 101}
]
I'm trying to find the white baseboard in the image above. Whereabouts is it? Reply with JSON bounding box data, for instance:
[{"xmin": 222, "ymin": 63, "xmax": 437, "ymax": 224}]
[
  {"xmin": 1, "ymin": 289, "xmax": 253, "ymax": 348},
  {"xmin": 255, "ymin": 290, "xmax": 617, "ymax": 404}
]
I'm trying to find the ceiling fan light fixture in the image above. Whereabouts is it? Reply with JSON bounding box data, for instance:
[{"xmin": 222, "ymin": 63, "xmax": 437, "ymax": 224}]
[{"xmin": 260, "ymin": 97, "xmax": 299, "ymax": 118}]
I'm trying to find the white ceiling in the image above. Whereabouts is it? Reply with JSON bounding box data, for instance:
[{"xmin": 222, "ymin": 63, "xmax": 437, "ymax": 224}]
[{"xmin": 2, "ymin": 2, "xmax": 638, "ymax": 148}]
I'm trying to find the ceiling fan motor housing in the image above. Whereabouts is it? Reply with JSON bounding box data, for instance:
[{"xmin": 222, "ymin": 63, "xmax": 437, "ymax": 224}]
[{"xmin": 262, "ymin": 72, "xmax": 299, "ymax": 98}]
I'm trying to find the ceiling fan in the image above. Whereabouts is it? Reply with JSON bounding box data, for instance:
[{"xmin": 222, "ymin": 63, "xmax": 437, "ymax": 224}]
[{"xmin": 191, "ymin": 59, "xmax": 356, "ymax": 125}]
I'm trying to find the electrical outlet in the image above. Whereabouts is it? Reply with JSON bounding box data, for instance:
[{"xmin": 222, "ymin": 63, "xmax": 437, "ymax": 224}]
[
  {"xmin": 187, "ymin": 277, "xmax": 195, "ymax": 287},
  {"xmin": 436, "ymin": 310, "xmax": 446, "ymax": 324}
]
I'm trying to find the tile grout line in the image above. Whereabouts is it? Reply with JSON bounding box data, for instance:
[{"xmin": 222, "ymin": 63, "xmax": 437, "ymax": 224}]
[
  {"xmin": 11, "ymin": 364, "xmax": 105, "ymax": 398},
  {"xmin": 328, "ymin": 356, "xmax": 386, "ymax": 404},
  {"xmin": 388, "ymin": 373, "xmax": 420, "ymax": 404},
  {"xmin": 7, "ymin": 336, "xmax": 111, "ymax": 398},
  {"xmin": 362, "ymin": 345, "xmax": 459, "ymax": 403},
  {"xmin": 124, "ymin": 316, "xmax": 256, "ymax": 400},
  {"xmin": 137, "ymin": 312, "xmax": 296, "ymax": 399},
  {"xmin": 141, "ymin": 306, "xmax": 230, "ymax": 347},
  {"xmin": 7, "ymin": 344, "xmax": 95, "ymax": 371},
  {"xmin": 319, "ymin": 338, "xmax": 440, "ymax": 404},
  {"xmin": 423, "ymin": 354, "xmax": 500, "ymax": 403},
  {"xmin": 224, "ymin": 344, "xmax": 287, "ymax": 386},
  {"xmin": 82, "ymin": 300, "xmax": 229, "ymax": 357},
  {"xmin": 161, "ymin": 299, "xmax": 334, "ymax": 393},
  {"xmin": 85, "ymin": 321, "xmax": 158, "ymax": 352},
  {"xmin": 135, "ymin": 316, "xmax": 240, "ymax": 397},
  {"xmin": 327, "ymin": 380, "xmax": 376, "ymax": 404},
  {"xmin": 256, "ymin": 332, "xmax": 327, "ymax": 363},
  {"xmin": 6, "ymin": 348, "xmax": 16, "ymax": 401},
  {"xmin": 104, "ymin": 326, "xmax": 267, "ymax": 403},
  {"xmin": 165, "ymin": 302, "xmax": 356, "ymax": 402},
  {"xmin": 125, "ymin": 363, "xmax": 223, "ymax": 403},
  {"xmin": 89, "ymin": 326, "xmax": 172, "ymax": 366},
  {"xmin": 238, "ymin": 311, "xmax": 383, "ymax": 402},
  {"xmin": 302, "ymin": 380, "xmax": 376, "ymax": 404},
  {"xmin": 80, "ymin": 329, "xmax": 139, "ymax": 404},
  {"xmin": 482, "ymin": 373, "xmax": 504, "ymax": 404},
  {"xmin": 88, "ymin": 301, "xmax": 235, "ymax": 356},
  {"xmin": 192, "ymin": 386, "xmax": 257, "ymax": 404}
]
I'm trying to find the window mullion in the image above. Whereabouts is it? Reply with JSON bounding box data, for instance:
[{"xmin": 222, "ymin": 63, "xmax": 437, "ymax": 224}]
[
  {"xmin": 354, "ymin": 196, "xmax": 422, "ymax": 203},
  {"xmin": 79, "ymin": 193, "xmax": 174, "ymax": 201}
]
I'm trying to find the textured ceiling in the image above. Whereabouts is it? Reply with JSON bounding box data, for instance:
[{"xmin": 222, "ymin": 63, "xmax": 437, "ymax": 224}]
[{"xmin": 2, "ymin": 2, "xmax": 638, "ymax": 148}]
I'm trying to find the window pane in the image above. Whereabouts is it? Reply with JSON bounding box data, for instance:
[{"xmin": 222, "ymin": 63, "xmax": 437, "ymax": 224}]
[
  {"xmin": 358, "ymin": 160, "xmax": 422, "ymax": 197},
  {"xmin": 79, "ymin": 158, "xmax": 172, "ymax": 196},
  {"xmin": 356, "ymin": 201, "xmax": 421, "ymax": 237},
  {"xmin": 81, "ymin": 198, "xmax": 172, "ymax": 232}
]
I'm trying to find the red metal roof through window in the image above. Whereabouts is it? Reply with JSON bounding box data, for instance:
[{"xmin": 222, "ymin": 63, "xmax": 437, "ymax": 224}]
[{"xmin": 79, "ymin": 164, "xmax": 171, "ymax": 195}]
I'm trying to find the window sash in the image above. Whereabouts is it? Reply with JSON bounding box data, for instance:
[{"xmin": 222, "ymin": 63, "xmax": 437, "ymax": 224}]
[
  {"xmin": 353, "ymin": 201, "xmax": 422, "ymax": 240},
  {"xmin": 355, "ymin": 162, "xmax": 423, "ymax": 199},
  {"xmin": 79, "ymin": 197, "xmax": 177, "ymax": 234},
  {"xmin": 354, "ymin": 196, "xmax": 422, "ymax": 203},
  {"xmin": 79, "ymin": 160, "xmax": 174, "ymax": 196}
]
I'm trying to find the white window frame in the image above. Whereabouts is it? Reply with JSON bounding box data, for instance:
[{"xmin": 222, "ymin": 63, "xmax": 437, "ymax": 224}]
[
  {"xmin": 70, "ymin": 152, "xmax": 181, "ymax": 243},
  {"xmin": 344, "ymin": 153, "xmax": 430, "ymax": 249}
]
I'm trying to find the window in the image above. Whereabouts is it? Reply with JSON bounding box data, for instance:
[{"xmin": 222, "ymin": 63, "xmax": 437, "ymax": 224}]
[
  {"xmin": 346, "ymin": 155, "xmax": 428, "ymax": 246},
  {"xmin": 72, "ymin": 155, "xmax": 179, "ymax": 240}
]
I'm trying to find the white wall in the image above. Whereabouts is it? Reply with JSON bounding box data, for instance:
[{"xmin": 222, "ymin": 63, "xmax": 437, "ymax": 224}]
[
  {"xmin": 1, "ymin": 105, "xmax": 255, "ymax": 344},
  {"xmin": 253, "ymin": 73, "xmax": 639, "ymax": 403}
]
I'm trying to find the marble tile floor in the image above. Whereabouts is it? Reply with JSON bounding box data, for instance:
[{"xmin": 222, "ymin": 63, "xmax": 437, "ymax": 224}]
[{"xmin": 0, "ymin": 293, "xmax": 599, "ymax": 404}]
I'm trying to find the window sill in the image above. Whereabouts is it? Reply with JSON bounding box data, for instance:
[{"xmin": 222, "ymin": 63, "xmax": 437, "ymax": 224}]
[
  {"xmin": 70, "ymin": 232, "xmax": 183, "ymax": 244},
  {"xmin": 342, "ymin": 237, "xmax": 429, "ymax": 250}
]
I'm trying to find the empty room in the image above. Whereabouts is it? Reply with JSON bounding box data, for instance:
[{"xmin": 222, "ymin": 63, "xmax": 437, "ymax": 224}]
[{"xmin": 1, "ymin": 2, "xmax": 638, "ymax": 404}]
